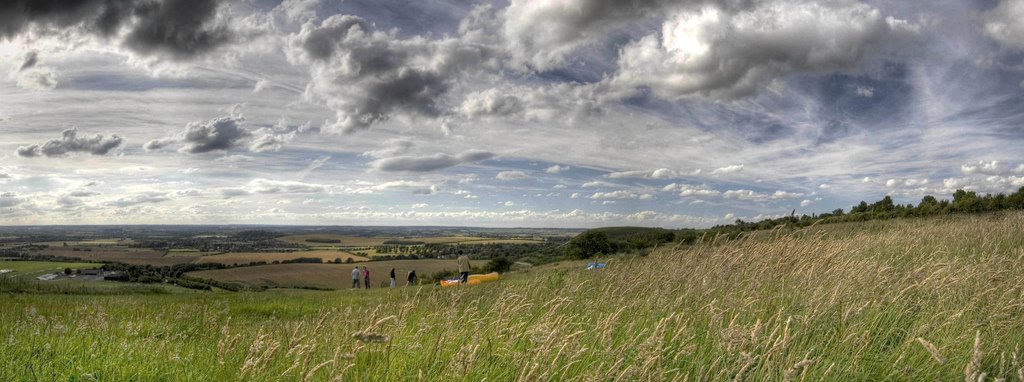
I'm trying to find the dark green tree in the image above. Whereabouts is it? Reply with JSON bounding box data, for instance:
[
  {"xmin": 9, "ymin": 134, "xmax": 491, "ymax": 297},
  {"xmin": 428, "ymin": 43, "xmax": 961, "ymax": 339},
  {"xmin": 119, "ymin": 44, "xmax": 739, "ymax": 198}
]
[
  {"xmin": 486, "ymin": 257, "xmax": 513, "ymax": 273},
  {"xmin": 566, "ymin": 231, "xmax": 612, "ymax": 259}
]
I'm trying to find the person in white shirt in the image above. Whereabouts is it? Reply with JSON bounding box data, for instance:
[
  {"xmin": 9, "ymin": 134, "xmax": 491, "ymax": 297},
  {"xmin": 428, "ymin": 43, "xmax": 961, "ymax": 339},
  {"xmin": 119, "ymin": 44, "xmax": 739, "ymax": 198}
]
[{"xmin": 351, "ymin": 267, "xmax": 361, "ymax": 289}]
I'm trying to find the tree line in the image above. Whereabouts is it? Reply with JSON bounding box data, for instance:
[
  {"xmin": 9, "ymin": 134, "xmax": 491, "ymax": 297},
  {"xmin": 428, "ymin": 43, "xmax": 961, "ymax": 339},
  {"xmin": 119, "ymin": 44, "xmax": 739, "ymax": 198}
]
[{"xmin": 567, "ymin": 187, "xmax": 1024, "ymax": 259}]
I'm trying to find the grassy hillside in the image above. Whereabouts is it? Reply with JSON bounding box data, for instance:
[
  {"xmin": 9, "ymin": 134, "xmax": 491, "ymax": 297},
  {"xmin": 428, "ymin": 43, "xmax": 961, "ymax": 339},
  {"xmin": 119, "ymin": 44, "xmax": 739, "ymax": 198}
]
[
  {"xmin": 3, "ymin": 213, "xmax": 1024, "ymax": 380},
  {"xmin": 187, "ymin": 259, "xmax": 488, "ymax": 289}
]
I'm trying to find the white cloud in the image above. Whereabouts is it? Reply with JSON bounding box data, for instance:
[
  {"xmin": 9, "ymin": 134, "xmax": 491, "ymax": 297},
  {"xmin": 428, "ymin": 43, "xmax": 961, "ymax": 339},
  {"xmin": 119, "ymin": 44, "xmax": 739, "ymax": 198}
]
[
  {"xmin": 590, "ymin": 190, "xmax": 651, "ymax": 200},
  {"xmin": 496, "ymin": 170, "xmax": 528, "ymax": 180},
  {"xmin": 372, "ymin": 150, "xmax": 494, "ymax": 172},
  {"xmin": 855, "ymin": 86, "xmax": 874, "ymax": 98},
  {"xmin": 612, "ymin": 1, "xmax": 911, "ymax": 99},
  {"xmin": 770, "ymin": 190, "xmax": 804, "ymax": 200},
  {"xmin": 961, "ymin": 160, "xmax": 1007, "ymax": 175},
  {"xmin": 501, "ymin": 0, "xmax": 666, "ymax": 71},
  {"xmin": 546, "ymin": 165, "xmax": 570, "ymax": 174},
  {"xmin": 983, "ymin": 0, "xmax": 1024, "ymax": 50},
  {"xmin": 663, "ymin": 183, "xmax": 721, "ymax": 197},
  {"xmin": 460, "ymin": 88, "xmax": 525, "ymax": 119},
  {"xmin": 608, "ymin": 168, "xmax": 679, "ymax": 179},
  {"xmin": 17, "ymin": 128, "xmax": 124, "ymax": 158},
  {"xmin": 710, "ymin": 164, "xmax": 744, "ymax": 175},
  {"xmin": 723, "ymin": 189, "xmax": 801, "ymax": 202}
]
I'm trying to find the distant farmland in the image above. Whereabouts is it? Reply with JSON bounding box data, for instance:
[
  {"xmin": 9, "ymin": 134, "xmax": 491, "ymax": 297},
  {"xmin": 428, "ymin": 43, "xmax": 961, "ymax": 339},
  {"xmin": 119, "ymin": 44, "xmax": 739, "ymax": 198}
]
[
  {"xmin": 41, "ymin": 248, "xmax": 195, "ymax": 266},
  {"xmin": 187, "ymin": 260, "xmax": 487, "ymax": 289},
  {"xmin": 277, "ymin": 234, "xmax": 543, "ymax": 247},
  {"xmin": 194, "ymin": 250, "xmax": 369, "ymax": 266}
]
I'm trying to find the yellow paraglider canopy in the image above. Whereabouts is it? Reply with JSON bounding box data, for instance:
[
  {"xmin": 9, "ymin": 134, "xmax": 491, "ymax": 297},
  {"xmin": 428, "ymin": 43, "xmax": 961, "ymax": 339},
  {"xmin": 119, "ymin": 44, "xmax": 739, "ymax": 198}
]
[{"xmin": 440, "ymin": 272, "xmax": 500, "ymax": 287}]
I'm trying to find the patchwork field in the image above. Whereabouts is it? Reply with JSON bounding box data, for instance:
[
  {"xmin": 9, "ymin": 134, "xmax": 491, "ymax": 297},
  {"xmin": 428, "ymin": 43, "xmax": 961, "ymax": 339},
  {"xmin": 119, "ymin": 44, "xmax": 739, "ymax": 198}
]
[
  {"xmin": 0, "ymin": 260, "xmax": 99, "ymax": 276},
  {"xmin": 277, "ymin": 234, "xmax": 542, "ymax": 247},
  {"xmin": 41, "ymin": 248, "xmax": 195, "ymax": 266},
  {"xmin": 187, "ymin": 259, "xmax": 487, "ymax": 289},
  {"xmin": 194, "ymin": 250, "xmax": 369, "ymax": 266}
]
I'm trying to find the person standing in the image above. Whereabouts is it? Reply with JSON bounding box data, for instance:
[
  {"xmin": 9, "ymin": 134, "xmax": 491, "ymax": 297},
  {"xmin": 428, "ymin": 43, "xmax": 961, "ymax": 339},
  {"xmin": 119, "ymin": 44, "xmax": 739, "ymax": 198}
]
[
  {"xmin": 389, "ymin": 268, "xmax": 396, "ymax": 288},
  {"xmin": 363, "ymin": 266, "xmax": 371, "ymax": 289},
  {"xmin": 351, "ymin": 266, "xmax": 361, "ymax": 289},
  {"xmin": 407, "ymin": 269, "xmax": 416, "ymax": 286},
  {"xmin": 457, "ymin": 250, "xmax": 470, "ymax": 284}
]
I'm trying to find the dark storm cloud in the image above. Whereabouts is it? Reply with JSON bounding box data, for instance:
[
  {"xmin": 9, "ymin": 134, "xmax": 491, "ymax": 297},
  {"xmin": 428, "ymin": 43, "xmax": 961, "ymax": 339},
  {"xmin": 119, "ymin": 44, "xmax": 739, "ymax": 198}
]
[
  {"xmin": 371, "ymin": 150, "xmax": 495, "ymax": 172},
  {"xmin": 16, "ymin": 128, "xmax": 123, "ymax": 158},
  {"xmin": 293, "ymin": 14, "xmax": 492, "ymax": 133},
  {"xmin": 123, "ymin": 0, "xmax": 232, "ymax": 59},
  {"xmin": 0, "ymin": 0, "xmax": 232, "ymax": 59}
]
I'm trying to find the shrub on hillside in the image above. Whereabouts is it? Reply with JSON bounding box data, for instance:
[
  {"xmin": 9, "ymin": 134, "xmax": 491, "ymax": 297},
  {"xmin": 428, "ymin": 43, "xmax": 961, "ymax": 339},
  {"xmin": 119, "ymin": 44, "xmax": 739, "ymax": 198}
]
[{"xmin": 566, "ymin": 231, "xmax": 612, "ymax": 259}]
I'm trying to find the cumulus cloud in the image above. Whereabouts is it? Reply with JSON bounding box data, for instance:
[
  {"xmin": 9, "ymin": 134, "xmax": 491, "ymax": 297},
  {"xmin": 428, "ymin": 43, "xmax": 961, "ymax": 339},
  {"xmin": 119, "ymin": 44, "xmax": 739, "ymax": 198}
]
[
  {"xmin": 590, "ymin": 190, "xmax": 653, "ymax": 200},
  {"xmin": 14, "ymin": 67, "xmax": 58, "ymax": 90},
  {"xmin": 723, "ymin": 189, "xmax": 802, "ymax": 202},
  {"xmin": 145, "ymin": 115, "xmax": 281, "ymax": 154},
  {"xmin": 612, "ymin": 1, "xmax": 912, "ymax": 99},
  {"xmin": 663, "ymin": 183, "xmax": 721, "ymax": 197},
  {"xmin": 248, "ymin": 129, "xmax": 295, "ymax": 153},
  {"xmin": 502, "ymin": 0, "xmax": 671, "ymax": 70},
  {"xmin": 371, "ymin": 150, "xmax": 494, "ymax": 172},
  {"xmin": 290, "ymin": 14, "xmax": 493, "ymax": 133},
  {"xmin": 460, "ymin": 88, "xmax": 525, "ymax": 118},
  {"xmin": 496, "ymin": 170, "xmax": 528, "ymax": 180},
  {"xmin": 855, "ymin": 86, "xmax": 874, "ymax": 98},
  {"xmin": 546, "ymin": 165, "xmax": 570, "ymax": 174},
  {"xmin": 16, "ymin": 128, "xmax": 123, "ymax": 158},
  {"xmin": 710, "ymin": 164, "xmax": 744, "ymax": 175},
  {"xmin": 983, "ymin": 0, "xmax": 1024, "ymax": 50},
  {"xmin": 885, "ymin": 178, "xmax": 929, "ymax": 188},
  {"xmin": 961, "ymin": 160, "xmax": 1010, "ymax": 176},
  {"xmin": 0, "ymin": 0, "xmax": 235, "ymax": 60}
]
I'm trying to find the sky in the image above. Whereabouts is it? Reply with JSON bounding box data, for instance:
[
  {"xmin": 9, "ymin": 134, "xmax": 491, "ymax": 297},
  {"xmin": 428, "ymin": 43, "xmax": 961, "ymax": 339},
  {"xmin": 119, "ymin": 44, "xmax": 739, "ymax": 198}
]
[{"xmin": 1, "ymin": 0, "xmax": 1024, "ymax": 228}]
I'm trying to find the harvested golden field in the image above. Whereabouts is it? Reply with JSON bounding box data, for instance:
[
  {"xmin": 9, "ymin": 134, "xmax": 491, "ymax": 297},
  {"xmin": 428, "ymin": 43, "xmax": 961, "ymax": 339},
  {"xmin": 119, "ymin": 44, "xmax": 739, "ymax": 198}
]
[
  {"xmin": 194, "ymin": 250, "xmax": 369, "ymax": 266},
  {"xmin": 452, "ymin": 238, "xmax": 545, "ymax": 245},
  {"xmin": 277, "ymin": 234, "xmax": 521, "ymax": 246},
  {"xmin": 277, "ymin": 234, "xmax": 391, "ymax": 246},
  {"xmin": 187, "ymin": 259, "xmax": 487, "ymax": 289},
  {"xmin": 41, "ymin": 248, "xmax": 195, "ymax": 266}
]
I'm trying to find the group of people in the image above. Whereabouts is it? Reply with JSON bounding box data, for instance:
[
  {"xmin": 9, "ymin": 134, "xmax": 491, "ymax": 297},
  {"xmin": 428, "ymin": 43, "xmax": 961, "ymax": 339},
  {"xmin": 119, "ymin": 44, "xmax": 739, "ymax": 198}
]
[
  {"xmin": 349, "ymin": 250, "xmax": 471, "ymax": 289},
  {"xmin": 351, "ymin": 266, "xmax": 417, "ymax": 289}
]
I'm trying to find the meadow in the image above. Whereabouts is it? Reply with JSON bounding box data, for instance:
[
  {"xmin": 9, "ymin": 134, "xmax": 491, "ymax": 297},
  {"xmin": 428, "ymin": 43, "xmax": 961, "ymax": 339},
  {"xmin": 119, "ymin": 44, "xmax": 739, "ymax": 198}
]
[
  {"xmin": 3, "ymin": 213, "xmax": 1024, "ymax": 380},
  {"xmin": 187, "ymin": 259, "xmax": 488, "ymax": 289}
]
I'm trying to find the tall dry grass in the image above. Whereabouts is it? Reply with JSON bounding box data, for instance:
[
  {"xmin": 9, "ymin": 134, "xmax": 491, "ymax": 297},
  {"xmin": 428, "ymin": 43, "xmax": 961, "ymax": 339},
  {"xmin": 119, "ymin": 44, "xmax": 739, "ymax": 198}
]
[{"xmin": 3, "ymin": 213, "xmax": 1024, "ymax": 380}]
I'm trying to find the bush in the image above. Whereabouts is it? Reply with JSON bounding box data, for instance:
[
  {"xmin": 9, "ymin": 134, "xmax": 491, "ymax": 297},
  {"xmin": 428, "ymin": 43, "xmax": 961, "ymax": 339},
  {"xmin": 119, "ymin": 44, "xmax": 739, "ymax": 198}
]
[
  {"xmin": 566, "ymin": 231, "xmax": 612, "ymax": 259},
  {"xmin": 486, "ymin": 257, "xmax": 513, "ymax": 273}
]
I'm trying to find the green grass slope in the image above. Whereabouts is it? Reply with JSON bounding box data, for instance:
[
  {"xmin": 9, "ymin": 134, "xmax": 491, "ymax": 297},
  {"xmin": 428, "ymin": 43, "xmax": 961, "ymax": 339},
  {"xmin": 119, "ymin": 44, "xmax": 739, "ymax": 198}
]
[{"xmin": 3, "ymin": 213, "xmax": 1024, "ymax": 380}]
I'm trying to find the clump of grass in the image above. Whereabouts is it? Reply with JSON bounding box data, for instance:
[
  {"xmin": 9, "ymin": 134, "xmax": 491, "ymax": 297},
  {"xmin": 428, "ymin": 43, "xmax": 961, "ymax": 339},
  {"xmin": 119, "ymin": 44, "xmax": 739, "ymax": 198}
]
[{"xmin": 3, "ymin": 213, "xmax": 1024, "ymax": 380}]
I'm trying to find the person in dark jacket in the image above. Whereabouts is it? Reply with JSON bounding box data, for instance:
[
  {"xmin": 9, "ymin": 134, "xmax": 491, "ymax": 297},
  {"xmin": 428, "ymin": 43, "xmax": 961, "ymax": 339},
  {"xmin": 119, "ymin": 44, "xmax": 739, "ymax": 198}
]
[
  {"xmin": 407, "ymin": 269, "xmax": 417, "ymax": 286},
  {"xmin": 390, "ymin": 268, "xmax": 396, "ymax": 288},
  {"xmin": 457, "ymin": 250, "xmax": 470, "ymax": 284}
]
